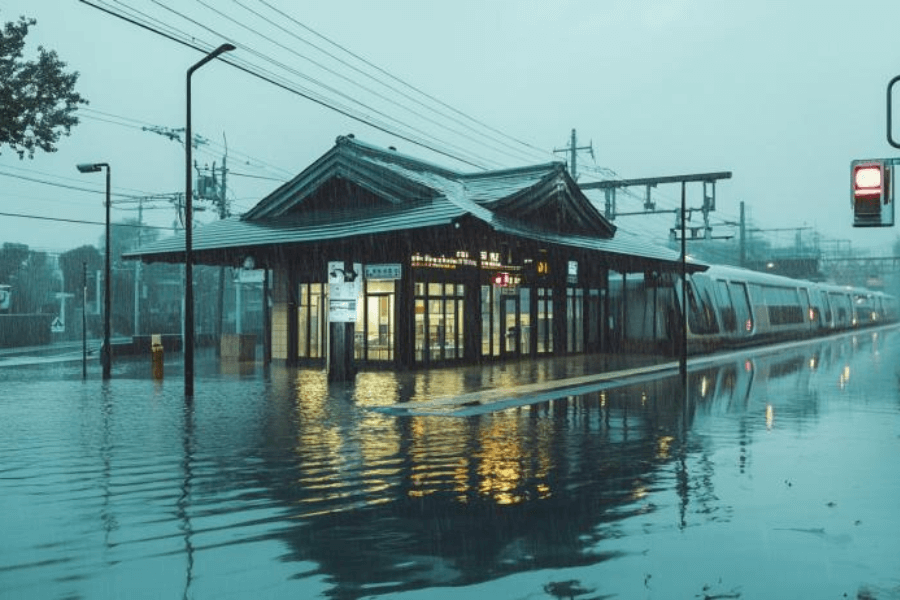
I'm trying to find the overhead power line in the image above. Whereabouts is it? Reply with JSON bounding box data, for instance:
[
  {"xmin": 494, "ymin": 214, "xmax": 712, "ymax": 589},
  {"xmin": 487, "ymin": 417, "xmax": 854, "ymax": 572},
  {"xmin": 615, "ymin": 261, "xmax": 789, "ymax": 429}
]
[
  {"xmin": 0, "ymin": 168, "xmax": 170, "ymax": 201},
  {"xmin": 79, "ymin": 0, "xmax": 558, "ymax": 170},
  {"xmin": 228, "ymin": 0, "xmax": 548, "ymax": 166},
  {"xmin": 0, "ymin": 210, "xmax": 173, "ymax": 230},
  {"xmin": 81, "ymin": 0, "xmax": 490, "ymax": 169}
]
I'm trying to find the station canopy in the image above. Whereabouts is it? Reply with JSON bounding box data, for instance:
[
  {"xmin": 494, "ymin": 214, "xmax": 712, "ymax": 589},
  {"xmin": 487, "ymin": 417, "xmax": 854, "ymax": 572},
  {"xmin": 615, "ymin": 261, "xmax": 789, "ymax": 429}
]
[{"xmin": 125, "ymin": 135, "xmax": 707, "ymax": 274}]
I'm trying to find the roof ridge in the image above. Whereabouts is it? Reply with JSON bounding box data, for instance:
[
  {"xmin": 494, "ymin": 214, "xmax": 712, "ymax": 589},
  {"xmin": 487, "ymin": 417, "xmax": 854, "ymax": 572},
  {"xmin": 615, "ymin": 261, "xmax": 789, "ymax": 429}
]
[
  {"xmin": 336, "ymin": 134, "xmax": 462, "ymax": 179},
  {"xmin": 461, "ymin": 161, "xmax": 566, "ymax": 180}
]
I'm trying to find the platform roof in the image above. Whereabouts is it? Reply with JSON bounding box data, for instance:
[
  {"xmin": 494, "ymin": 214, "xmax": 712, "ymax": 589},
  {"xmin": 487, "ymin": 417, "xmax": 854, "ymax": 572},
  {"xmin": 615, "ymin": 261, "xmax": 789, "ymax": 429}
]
[{"xmin": 125, "ymin": 135, "xmax": 706, "ymax": 272}]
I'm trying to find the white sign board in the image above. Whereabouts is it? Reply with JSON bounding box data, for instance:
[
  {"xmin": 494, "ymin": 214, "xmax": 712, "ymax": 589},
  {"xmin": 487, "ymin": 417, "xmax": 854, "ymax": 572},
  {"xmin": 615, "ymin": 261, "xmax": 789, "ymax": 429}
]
[
  {"xmin": 328, "ymin": 261, "xmax": 362, "ymax": 322},
  {"xmin": 234, "ymin": 269, "xmax": 265, "ymax": 284},
  {"xmin": 329, "ymin": 299, "xmax": 357, "ymax": 323}
]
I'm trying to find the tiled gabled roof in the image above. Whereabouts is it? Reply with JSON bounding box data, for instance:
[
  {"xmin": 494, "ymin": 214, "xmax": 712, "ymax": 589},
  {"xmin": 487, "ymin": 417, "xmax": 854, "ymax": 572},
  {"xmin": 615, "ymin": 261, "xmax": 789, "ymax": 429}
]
[
  {"xmin": 126, "ymin": 136, "xmax": 703, "ymax": 271},
  {"xmin": 242, "ymin": 135, "xmax": 614, "ymax": 238}
]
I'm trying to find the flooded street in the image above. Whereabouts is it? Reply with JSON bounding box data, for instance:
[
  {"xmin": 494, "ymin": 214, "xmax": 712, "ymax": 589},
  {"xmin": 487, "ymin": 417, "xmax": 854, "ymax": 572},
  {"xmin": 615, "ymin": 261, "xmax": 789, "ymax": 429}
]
[{"xmin": 2, "ymin": 330, "xmax": 900, "ymax": 599}]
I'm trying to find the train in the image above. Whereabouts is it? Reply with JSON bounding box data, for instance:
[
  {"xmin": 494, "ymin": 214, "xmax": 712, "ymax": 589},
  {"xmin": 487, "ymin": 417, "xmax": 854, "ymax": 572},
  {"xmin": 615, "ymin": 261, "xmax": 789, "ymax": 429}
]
[{"xmin": 615, "ymin": 264, "xmax": 899, "ymax": 355}]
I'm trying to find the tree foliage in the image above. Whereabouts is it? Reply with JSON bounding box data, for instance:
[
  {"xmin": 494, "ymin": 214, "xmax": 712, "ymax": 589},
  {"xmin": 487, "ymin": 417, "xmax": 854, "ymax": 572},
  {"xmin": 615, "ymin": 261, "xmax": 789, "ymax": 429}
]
[
  {"xmin": 0, "ymin": 15, "xmax": 88, "ymax": 159},
  {"xmin": 106, "ymin": 219, "xmax": 161, "ymax": 268},
  {"xmin": 0, "ymin": 242, "xmax": 29, "ymax": 283},
  {"xmin": 58, "ymin": 245, "xmax": 102, "ymax": 296},
  {"xmin": 0, "ymin": 243, "xmax": 60, "ymax": 313}
]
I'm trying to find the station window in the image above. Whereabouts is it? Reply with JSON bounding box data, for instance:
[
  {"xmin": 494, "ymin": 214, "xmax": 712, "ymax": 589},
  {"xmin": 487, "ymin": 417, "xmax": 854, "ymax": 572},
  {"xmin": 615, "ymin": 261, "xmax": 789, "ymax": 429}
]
[
  {"xmin": 536, "ymin": 287, "xmax": 553, "ymax": 354},
  {"xmin": 567, "ymin": 288, "xmax": 584, "ymax": 353},
  {"xmin": 298, "ymin": 283, "xmax": 324, "ymax": 358},
  {"xmin": 354, "ymin": 280, "xmax": 395, "ymax": 362},
  {"xmin": 414, "ymin": 281, "xmax": 464, "ymax": 363}
]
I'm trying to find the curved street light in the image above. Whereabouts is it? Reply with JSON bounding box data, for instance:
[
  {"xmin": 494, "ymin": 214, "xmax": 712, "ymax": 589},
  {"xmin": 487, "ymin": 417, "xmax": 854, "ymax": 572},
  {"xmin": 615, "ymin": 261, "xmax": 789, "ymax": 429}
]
[
  {"xmin": 76, "ymin": 161, "xmax": 112, "ymax": 380},
  {"xmin": 185, "ymin": 43, "xmax": 235, "ymax": 397}
]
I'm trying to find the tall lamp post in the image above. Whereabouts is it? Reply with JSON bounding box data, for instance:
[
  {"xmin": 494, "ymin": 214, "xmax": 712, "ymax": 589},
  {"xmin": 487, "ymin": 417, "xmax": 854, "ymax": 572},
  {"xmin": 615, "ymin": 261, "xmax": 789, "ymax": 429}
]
[
  {"xmin": 77, "ymin": 161, "xmax": 112, "ymax": 380},
  {"xmin": 185, "ymin": 43, "xmax": 235, "ymax": 397}
]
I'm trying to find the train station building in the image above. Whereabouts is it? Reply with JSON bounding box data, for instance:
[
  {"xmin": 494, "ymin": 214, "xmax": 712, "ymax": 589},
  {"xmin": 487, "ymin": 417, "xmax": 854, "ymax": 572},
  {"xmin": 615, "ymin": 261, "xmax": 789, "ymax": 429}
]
[{"xmin": 127, "ymin": 135, "xmax": 706, "ymax": 372}]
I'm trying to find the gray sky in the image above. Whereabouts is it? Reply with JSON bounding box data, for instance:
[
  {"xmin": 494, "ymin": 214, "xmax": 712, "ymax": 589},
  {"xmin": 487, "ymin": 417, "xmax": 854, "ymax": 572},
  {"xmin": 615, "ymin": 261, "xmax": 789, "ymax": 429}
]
[{"xmin": 2, "ymin": 0, "xmax": 900, "ymax": 257}]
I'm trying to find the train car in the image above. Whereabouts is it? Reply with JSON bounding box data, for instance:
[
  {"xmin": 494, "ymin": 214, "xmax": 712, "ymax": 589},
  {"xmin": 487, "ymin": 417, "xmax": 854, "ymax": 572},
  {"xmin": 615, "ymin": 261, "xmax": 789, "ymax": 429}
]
[
  {"xmin": 610, "ymin": 263, "xmax": 897, "ymax": 356},
  {"xmin": 675, "ymin": 265, "xmax": 898, "ymax": 354}
]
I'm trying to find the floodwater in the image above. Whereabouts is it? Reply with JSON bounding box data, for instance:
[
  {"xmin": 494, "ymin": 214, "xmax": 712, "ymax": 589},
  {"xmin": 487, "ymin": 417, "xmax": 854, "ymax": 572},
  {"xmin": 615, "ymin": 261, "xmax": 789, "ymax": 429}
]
[{"xmin": 2, "ymin": 331, "xmax": 900, "ymax": 600}]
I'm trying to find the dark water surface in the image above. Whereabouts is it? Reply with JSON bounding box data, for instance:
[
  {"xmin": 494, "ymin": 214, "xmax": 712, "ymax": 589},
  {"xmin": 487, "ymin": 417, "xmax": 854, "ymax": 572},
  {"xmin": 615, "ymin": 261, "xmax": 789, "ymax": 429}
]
[{"xmin": 2, "ymin": 331, "xmax": 900, "ymax": 599}]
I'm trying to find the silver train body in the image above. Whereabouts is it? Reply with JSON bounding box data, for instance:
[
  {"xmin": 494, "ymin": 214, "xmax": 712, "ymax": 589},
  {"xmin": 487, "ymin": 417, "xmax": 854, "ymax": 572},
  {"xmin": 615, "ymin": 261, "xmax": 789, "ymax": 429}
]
[{"xmin": 613, "ymin": 265, "xmax": 899, "ymax": 354}]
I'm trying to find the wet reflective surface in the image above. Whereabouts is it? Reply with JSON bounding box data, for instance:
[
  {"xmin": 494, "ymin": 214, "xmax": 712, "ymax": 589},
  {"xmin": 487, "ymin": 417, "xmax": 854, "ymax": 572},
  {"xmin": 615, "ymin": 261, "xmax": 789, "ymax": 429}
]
[{"xmin": 2, "ymin": 330, "xmax": 900, "ymax": 599}]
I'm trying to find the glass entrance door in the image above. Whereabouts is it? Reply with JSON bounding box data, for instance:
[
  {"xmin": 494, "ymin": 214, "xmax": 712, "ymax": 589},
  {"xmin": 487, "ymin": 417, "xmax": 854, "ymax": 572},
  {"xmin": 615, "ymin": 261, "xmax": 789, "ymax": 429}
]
[{"xmin": 500, "ymin": 291, "xmax": 520, "ymax": 357}]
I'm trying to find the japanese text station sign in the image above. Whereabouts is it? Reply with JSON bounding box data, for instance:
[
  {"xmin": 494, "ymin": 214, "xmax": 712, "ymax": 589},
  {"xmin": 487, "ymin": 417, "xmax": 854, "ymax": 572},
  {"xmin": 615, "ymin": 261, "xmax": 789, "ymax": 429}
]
[{"xmin": 365, "ymin": 263, "xmax": 402, "ymax": 280}]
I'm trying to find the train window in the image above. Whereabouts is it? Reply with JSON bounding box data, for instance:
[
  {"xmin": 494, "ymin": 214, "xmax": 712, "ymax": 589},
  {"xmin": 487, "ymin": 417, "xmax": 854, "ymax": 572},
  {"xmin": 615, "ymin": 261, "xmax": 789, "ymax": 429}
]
[
  {"xmin": 800, "ymin": 288, "xmax": 816, "ymax": 323},
  {"xmin": 728, "ymin": 282, "xmax": 753, "ymax": 333},
  {"xmin": 763, "ymin": 285, "xmax": 803, "ymax": 326},
  {"xmin": 820, "ymin": 291, "xmax": 832, "ymax": 325},
  {"xmin": 828, "ymin": 292, "xmax": 851, "ymax": 326},
  {"xmin": 715, "ymin": 280, "xmax": 737, "ymax": 332},
  {"xmin": 686, "ymin": 280, "xmax": 719, "ymax": 334}
]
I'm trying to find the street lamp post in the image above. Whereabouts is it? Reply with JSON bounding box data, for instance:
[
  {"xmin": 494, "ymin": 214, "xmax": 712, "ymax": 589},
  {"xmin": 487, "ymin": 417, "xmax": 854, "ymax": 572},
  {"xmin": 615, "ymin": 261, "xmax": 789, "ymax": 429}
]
[
  {"xmin": 77, "ymin": 161, "xmax": 112, "ymax": 380},
  {"xmin": 185, "ymin": 43, "xmax": 235, "ymax": 397}
]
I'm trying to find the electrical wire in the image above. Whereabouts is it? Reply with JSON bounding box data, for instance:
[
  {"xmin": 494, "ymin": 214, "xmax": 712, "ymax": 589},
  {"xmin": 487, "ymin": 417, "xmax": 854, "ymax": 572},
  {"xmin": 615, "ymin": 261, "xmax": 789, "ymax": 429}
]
[
  {"xmin": 252, "ymin": 0, "xmax": 553, "ymax": 162},
  {"xmin": 227, "ymin": 0, "xmax": 549, "ymax": 166},
  {"xmin": 0, "ymin": 167, "xmax": 179, "ymax": 202},
  {"xmin": 111, "ymin": 0, "xmax": 500, "ymax": 169},
  {"xmin": 0, "ymin": 210, "xmax": 174, "ymax": 230},
  {"xmin": 83, "ymin": 0, "xmax": 533, "ymax": 169}
]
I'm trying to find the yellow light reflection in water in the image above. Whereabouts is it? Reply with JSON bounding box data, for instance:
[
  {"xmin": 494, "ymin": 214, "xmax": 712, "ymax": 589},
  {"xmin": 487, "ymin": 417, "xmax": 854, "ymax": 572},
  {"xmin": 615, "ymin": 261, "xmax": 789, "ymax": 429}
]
[
  {"xmin": 765, "ymin": 404, "xmax": 774, "ymax": 430},
  {"xmin": 656, "ymin": 435, "xmax": 674, "ymax": 460},
  {"xmin": 632, "ymin": 485, "xmax": 648, "ymax": 501},
  {"xmin": 839, "ymin": 365, "xmax": 851, "ymax": 389},
  {"xmin": 477, "ymin": 416, "xmax": 525, "ymax": 505}
]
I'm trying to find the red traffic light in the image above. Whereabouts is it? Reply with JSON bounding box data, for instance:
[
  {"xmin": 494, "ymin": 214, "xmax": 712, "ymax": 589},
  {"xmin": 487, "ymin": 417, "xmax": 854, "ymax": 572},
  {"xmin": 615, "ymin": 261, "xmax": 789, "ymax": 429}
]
[
  {"xmin": 853, "ymin": 163, "xmax": 884, "ymax": 199},
  {"xmin": 851, "ymin": 159, "xmax": 894, "ymax": 227}
]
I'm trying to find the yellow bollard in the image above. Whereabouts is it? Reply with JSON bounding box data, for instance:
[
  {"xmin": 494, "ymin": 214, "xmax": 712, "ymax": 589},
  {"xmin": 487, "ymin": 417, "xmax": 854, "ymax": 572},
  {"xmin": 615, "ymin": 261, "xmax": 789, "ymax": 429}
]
[{"xmin": 151, "ymin": 334, "xmax": 164, "ymax": 379}]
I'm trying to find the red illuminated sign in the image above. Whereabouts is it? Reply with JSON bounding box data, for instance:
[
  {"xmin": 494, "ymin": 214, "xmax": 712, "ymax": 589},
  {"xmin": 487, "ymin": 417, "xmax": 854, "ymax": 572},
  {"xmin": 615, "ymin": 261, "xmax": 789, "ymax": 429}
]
[{"xmin": 492, "ymin": 272, "xmax": 511, "ymax": 287}]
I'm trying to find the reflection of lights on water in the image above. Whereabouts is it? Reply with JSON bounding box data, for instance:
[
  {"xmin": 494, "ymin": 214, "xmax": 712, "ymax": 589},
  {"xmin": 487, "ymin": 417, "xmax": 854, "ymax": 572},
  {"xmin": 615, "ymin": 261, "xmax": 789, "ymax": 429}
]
[
  {"xmin": 632, "ymin": 485, "xmax": 648, "ymax": 500},
  {"xmin": 600, "ymin": 392, "xmax": 607, "ymax": 408},
  {"xmin": 536, "ymin": 483, "xmax": 551, "ymax": 500},
  {"xmin": 839, "ymin": 365, "xmax": 851, "ymax": 389},
  {"xmin": 765, "ymin": 404, "xmax": 774, "ymax": 430},
  {"xmin": 656, "ymin": 435, "xmax": 674, "ymax": 459},
  {"xmin": 700, "ymin": 376, "xmax": 710, "ymax": 397}
]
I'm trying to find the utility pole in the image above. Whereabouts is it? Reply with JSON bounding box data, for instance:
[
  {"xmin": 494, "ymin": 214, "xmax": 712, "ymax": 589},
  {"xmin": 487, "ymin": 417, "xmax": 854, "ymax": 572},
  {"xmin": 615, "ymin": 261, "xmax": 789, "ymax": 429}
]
[
  {"xmin": 739, "ymin": 201, "xmax": 746, "ymax": 267},
  {"xmin": 554, "ymin": 128, "xmax": 593, "ymax": 181},
  {"xmin": 134, "ymin": 198, "xmax": 142, "ymax": 336},
  {"xmin": 215, "ymin": 142, "xmax": 229, "ymax": 352}
]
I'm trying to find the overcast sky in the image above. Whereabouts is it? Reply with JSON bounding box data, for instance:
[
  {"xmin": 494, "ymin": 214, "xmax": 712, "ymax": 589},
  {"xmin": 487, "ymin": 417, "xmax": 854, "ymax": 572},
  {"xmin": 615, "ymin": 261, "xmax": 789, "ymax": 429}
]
[{"xmin": 3, "ymin": 0, "xmax": 900, "ymax": 258}]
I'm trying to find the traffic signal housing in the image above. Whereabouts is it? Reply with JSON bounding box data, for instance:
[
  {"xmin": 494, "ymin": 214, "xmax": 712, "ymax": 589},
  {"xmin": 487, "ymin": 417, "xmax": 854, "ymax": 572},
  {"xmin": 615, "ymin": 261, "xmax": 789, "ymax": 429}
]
[{"xmin": 851, "ymin": 159, "xmax": 894, "ymax": 227}]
